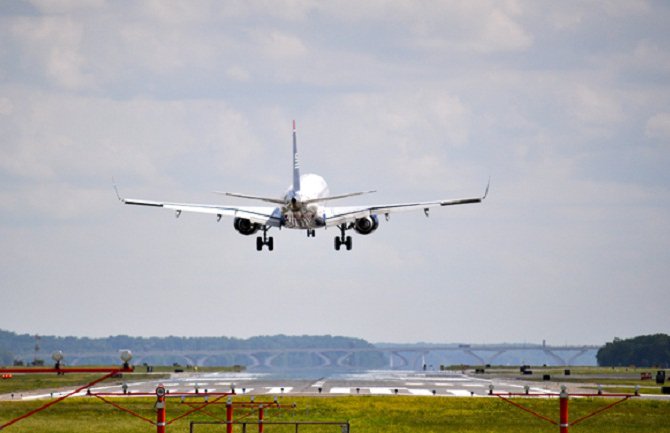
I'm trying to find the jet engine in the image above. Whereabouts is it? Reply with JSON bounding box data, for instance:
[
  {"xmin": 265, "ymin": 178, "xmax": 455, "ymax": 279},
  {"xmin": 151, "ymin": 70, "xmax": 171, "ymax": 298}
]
[
  {"xmin": 353, "ymin": 215, "xmax": 379, "ymax": 235},
  {"xmin": 234, "ymin": 217, "xmax": 261, "ymax": 235}
]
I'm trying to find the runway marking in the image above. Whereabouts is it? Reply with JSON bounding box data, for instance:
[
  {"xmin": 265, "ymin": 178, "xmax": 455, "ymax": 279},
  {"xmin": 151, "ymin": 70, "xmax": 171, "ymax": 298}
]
[
  {"xmin": 408, "ymin": 389, "xmax": 433, "ymax": 396},
  {"xmin": 405, "ymin": 382, "xmax": 424, "ymax": 386},
  {"xmin": 447, "ymin": 389, "xmax": 472, "ymax": 397},
  {"xmin": 368, "ymin": 387, "xmax": 393, "ymax": 395},
  {"xmin": 266, "ymin": 387, "xmax": 293, "ymax": 394},
  {"xmin": 329, "ymin": 387, "xmax": 350, "ymax": 394},
  {"xmin": 530, "ymin": 387, "xmax": 557, "ymax": 394}
]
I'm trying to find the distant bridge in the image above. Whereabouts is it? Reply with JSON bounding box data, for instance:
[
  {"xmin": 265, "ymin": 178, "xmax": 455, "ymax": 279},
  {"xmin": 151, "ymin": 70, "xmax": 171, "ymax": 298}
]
[{"xmin": 16, "ymin": 344, "xmax": 601, "ymax": 370}]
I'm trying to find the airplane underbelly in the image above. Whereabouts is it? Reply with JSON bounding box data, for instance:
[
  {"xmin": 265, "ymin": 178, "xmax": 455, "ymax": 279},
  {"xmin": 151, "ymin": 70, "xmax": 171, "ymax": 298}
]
[{"xmin": 283, "ymin": 209, "xmax": 325, "ymax": 229}]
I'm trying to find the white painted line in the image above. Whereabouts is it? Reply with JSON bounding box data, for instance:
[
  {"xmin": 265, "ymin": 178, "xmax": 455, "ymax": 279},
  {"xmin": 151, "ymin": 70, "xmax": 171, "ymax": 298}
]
[
  {"xmin": 266, "ymin": 387, "xmax": 292, "ymax": 394},
  {"xmin": 89, "ymin": 385, "xmax": 121, "ymax": 391},
  {"xmin": 530, "ymin": 387, "xmax": 556, "ymax": 394},
  {"xmin": 447, "ymin": 389, "xmax": 472, "ymax": 397},
  {"xmin": 329, "ymin": 387, "xmax": 350, "ymax": 394},
  {"xmin": 408, "ymin": 389, "xmax": 433, "ymax": 396},
  {"xmin": 368, "ymin": 387, "xmax": 393, "ymax": 395},
  {"xmin": 405, "ymin": 382, "xmax": 424, "ymax": 386}
]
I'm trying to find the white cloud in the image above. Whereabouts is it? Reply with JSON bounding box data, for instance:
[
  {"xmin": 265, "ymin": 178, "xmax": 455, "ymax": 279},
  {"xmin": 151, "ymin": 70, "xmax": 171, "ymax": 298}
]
[
  {"xmin": 321, "ymin": 1, "xmax": 532, "ymax": 53},
  {"xmin": 10, "ymin": 16, "xmax": 94, "ymax": 90},
  {"xmin": 0, "ymin": 97, "xmax": 14, "ymax": 115},
  {"xmin": 1, "ymin": 1, "xmax": 669, "ymax": 344},
  {"xmin": 567, "ymin": 84, "xmax": 624, "ymax": 127},
  {"xmin": 27, "ymin": 0, "xmax": 106, "ymax": 14},
  {"xmin": 645, "ymin": 113, "xmax": 670, "ymax": 141},
  {"xmin": 226, "ymin": 65, "xmax": 251, "ymax": 82},
  {"xmin": 253, "ymin": 30, "xmax": 308, "ymax": 60},
  {"xmin": 0, "ymin": 90, "xmax": 260, "ymax": 186}
]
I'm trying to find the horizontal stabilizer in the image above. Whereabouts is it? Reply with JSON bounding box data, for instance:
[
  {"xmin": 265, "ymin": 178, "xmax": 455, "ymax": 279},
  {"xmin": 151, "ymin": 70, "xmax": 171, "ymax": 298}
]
[
  {"xmin": 303, "ymin": 190, "xmax": 377, "ymax": 205},
  {"xmin": 214, "ymin": 191, "xmax": 285, "ymax": 205}
]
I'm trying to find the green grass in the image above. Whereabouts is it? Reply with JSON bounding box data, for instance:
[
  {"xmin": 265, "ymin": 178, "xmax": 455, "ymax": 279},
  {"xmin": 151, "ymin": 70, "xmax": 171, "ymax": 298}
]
[
  {"xmin": 1, "ymin": 395, "xmax": 669, "ymax": 432},
  {"xmin": 0, "ymin": 365, "xmax": 240, "ymax": 395},
  {"xmin": 468, "ymin": 366, "xmax": 669, "ymax": 395},
  {"xmin": 0, "ymin": 372, "xmax": 169, "ymax": 395}
]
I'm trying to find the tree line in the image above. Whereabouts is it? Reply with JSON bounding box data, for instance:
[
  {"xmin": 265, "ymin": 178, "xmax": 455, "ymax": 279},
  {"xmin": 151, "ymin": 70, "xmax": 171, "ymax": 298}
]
[
  {"xmin": 0, "ymin": 329, "xmax": 375, "ymax": 364},
  {"xmin": 597, "ymin": 334, "xmax": 670, "ymax": 367}
]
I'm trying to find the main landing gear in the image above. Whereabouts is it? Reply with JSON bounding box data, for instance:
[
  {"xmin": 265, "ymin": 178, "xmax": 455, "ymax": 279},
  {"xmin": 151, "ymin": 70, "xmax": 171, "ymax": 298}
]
[
  {"xmin": 256, "ymin": 226, "xmax": 273, "ymax": 251},
  {"xmin": 334, "ymin": 224, "xmax": 352, "ymax": 251}
]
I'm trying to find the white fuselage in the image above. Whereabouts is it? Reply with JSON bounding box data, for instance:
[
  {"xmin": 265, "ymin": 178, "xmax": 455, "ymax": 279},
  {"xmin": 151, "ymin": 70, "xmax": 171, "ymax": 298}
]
[{"xmin": 281, "ymin": 173, "xmax": 329, "ymax": 229}]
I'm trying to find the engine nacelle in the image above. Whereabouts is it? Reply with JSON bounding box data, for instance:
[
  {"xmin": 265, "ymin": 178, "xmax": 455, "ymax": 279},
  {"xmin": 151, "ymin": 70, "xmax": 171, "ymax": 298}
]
[
  {"xmin": 353, "ymin": 215, "xmax": 379, "ymax": 235},
  {"xmin": 234, "ymin": 218, "xmax": 261, "ymax": 236}
]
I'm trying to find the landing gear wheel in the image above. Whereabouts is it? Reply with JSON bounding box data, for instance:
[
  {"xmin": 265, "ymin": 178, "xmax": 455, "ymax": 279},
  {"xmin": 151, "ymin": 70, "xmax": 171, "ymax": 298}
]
[
  {"xmin": 256, "ymin": 226, "xmax": 274, "ymax": 251},
  {"xmin": 334, "ymin": 224, "xmax": 352, "ymax": 251}
]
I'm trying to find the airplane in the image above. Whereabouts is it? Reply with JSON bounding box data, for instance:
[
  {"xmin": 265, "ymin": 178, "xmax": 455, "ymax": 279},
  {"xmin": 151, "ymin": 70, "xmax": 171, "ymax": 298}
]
[{"xmin": 115, "ymin": 121, "xmax": 489, "ymax": 251}]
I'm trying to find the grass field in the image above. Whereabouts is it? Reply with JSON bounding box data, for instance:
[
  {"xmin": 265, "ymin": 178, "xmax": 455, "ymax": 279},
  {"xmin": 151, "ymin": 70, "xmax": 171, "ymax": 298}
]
[
  {"xmin": 1, "ymin": 366, "xmax": 668, "ymax": 432},
  {"xmin": 465, "ymin": 366, "xmax": 669, "ymax": 395},
  {"xmin": 0, "ymin": 365, "xmax": 235, "ymax": 395},
  {"xmin": 1, "ymin": 395, "xmax": 669, "ymax": 432}
]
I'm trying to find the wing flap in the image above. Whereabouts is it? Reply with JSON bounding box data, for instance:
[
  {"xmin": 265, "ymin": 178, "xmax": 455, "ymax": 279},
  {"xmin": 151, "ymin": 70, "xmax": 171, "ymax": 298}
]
[
  {"xmin": 324, "ymin": 181, "xmax": 489, "ymax": 227},
  {"xmin": 121, "ymin": 197, "xmax": 281, "ymax": 227}
]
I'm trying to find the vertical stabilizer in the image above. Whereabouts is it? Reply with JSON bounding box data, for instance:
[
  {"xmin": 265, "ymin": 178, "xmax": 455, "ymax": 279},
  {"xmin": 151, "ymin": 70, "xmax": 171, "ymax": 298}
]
[{"xmin": 292, "ymin": 120, "xmax": 301, "ymax": 192}]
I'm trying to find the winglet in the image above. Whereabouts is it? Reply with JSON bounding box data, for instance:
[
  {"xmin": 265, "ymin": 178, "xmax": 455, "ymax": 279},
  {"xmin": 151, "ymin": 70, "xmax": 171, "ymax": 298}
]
[
  {"xmin": 112, "ymin": 177, "xmax": 124, "ymax": 202},
  {"xmin": 482, "ymin": 177, "xmax": 491, "ymax": 200}
]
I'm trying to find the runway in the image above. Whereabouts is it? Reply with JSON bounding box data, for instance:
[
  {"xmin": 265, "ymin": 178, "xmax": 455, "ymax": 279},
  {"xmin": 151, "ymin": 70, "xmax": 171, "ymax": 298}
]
[{"xmin": 13, "ymin": 370, "xmax": 566, "ymax": 400}]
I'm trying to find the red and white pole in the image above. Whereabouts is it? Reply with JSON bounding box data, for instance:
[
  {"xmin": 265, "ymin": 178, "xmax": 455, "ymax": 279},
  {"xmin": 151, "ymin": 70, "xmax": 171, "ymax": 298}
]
[
  {"xmin": 559, "ymin": 387, "xmax": 569, "ymax": 433},
  {"xmin": 156, "ymin": 385, "xmax": 166, "ymax": 433},
  {"xmin": 259, "ymin": 404, "xmax": 264, "ymax": 433},
  {"xmin": 226, "ymin": 397, "xmax": 233, "ymax": 433}
]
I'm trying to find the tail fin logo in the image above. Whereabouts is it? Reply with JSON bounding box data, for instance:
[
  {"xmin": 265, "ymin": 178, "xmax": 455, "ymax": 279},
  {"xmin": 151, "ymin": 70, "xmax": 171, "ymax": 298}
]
[{"xmin": 292, "ymin": 120, "xmax": 301, "ymax": 191}]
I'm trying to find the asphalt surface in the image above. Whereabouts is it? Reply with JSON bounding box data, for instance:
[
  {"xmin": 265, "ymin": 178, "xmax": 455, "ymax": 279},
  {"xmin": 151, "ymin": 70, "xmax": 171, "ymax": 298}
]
[
  {"xmin": 3, "ymin": 368, "xmax": 670, "ymax": 402},
  {"xmin": 6, "ymin": 369, "xmax": 594, "ymax": 400}
]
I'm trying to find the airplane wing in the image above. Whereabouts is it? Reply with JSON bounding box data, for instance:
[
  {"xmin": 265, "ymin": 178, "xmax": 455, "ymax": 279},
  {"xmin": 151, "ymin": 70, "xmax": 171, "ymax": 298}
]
[
  {"xmin": 116, "ymin": 188, "xmax": 282, "ymax": 227},
  {"xmin": 323, "ymin": 182, "xmax": 489, "ymax": 227}
]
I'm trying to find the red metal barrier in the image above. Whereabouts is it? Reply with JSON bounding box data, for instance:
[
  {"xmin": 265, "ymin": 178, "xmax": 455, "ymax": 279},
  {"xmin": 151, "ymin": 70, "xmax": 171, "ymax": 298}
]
[
  {"xmin": 0, "ymin": 367, "xmax": 133, "ymax": 374},
  {"xmin": 559, "ymin": 389, "xmax": 569, "ymax": 433},
  {"xmin": 1, "ymin": 366, "xmax": 289, "ymax": 432},
  {"xmin": 226, "ymin": 398, "xmax": 233, "ymax": 433},
  {"xmin": 259, "ymin": 404, "xmax": 264, "ymax": 433},
  {"xmin": 156, "ymin": 385, "xmax": 167, "ymax": 433},
  {"xmin": 0, "ymin": 370, "xmax": 121, "ymax": 430},
  {"xmin": 494, "ymin": 387, "xmax": 638, "ymax": 432}
]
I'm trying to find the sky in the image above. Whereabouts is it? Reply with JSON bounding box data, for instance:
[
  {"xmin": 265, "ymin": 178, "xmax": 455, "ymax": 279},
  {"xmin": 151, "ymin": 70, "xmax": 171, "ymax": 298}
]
[{"xmin": 1, "ymin": 1, "xmax": 669, "ymax": 346}]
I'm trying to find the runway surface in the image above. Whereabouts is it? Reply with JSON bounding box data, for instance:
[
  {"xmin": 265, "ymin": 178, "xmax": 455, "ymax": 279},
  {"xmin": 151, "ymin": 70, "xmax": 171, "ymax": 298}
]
[{"xmin": 13, "ymin": 370, "xmax": 572, "ymax": 400}]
